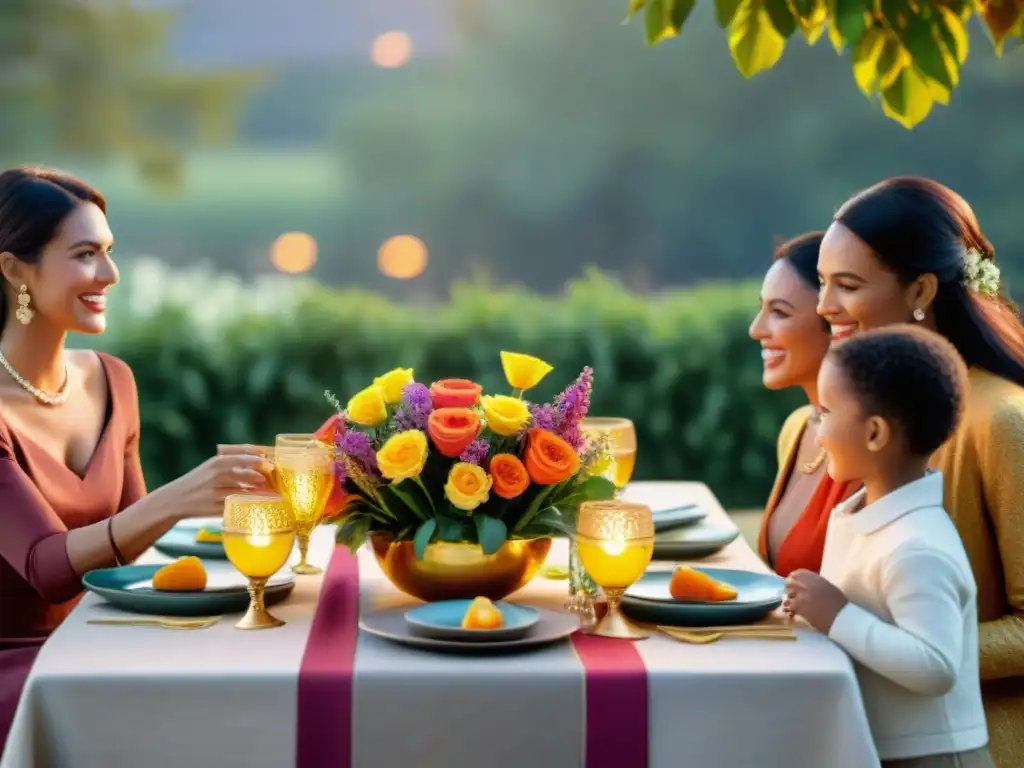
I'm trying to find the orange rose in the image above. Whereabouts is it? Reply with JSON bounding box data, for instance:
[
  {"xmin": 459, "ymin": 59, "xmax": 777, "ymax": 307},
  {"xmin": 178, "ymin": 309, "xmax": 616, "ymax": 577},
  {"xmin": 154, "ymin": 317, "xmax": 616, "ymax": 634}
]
[
  {"xmin": 524, "ymin": 429, "xmax": 580, "ymax": 485},
  {"xmin": 314, "ymin": 413, "xmax": 344, "ymax": 446},
  {"xmin": 429, "ymin": 379, "xmax": 482, "ymax": 409},
  {"xmin": 489, "ymin": 453, "xmax": 530, "ymax": 499},
  {"xmin": 428, "ymin": 408, "xmax": 482, "ymax": 458},
  {"xmin": 321, "ymin": 492, "xmax": 360, "ymax": 522}
]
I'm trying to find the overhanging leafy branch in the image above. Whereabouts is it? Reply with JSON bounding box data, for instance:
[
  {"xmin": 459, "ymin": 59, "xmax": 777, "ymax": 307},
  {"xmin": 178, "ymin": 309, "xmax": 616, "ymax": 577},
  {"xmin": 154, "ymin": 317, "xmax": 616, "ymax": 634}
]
[{"xmin": 628, "ymin": 0, "xmax": 1024, "ymax": 128}]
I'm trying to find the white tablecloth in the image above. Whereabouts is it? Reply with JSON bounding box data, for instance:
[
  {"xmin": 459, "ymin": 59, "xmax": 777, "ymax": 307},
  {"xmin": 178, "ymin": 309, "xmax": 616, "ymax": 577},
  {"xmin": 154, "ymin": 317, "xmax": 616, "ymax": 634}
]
[{"xmin": 1, "ymin": 482, "xmax": 879, "ymax": 768}]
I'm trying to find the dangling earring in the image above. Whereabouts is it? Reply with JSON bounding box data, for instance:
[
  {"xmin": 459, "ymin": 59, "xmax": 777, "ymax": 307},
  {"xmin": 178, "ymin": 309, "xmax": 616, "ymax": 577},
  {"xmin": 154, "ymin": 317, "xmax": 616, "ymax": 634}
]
[
  {"xmin": 15, "ymin": 284, "xmax": 34, "ymax": 325},
  {"xmin": 912, "ymin": 307, "xmax": 925, "ymax": 322}
]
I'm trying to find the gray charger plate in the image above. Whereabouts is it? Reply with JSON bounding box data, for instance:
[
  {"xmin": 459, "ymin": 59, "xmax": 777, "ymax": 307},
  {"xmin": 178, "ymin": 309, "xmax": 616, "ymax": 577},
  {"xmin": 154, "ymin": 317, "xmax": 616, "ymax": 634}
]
[
  {"xmin": 360, "ymin": 606, "xmax": 579, "ymax": 654},
  {"xmin": 653, "ymin": 518, "xmax": 740, "ymax": 560}
]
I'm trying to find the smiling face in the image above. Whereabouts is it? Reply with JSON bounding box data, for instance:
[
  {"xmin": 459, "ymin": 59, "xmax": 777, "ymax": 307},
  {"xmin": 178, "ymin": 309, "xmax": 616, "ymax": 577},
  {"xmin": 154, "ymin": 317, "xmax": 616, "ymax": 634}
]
[
  {"xmin": 817, "ymin": 222, "xmax": 927, "ymax": 342},
  {"xmin": 7, "ymin": 202, "xmax": 118, "ymax": 335},
  {"xmin": 749, "ymin": 258, "xmax": 831, "ymax": 392},
  {"xmin": 816, "ymin": 356, "xmax": 885, "ymax": 484}
]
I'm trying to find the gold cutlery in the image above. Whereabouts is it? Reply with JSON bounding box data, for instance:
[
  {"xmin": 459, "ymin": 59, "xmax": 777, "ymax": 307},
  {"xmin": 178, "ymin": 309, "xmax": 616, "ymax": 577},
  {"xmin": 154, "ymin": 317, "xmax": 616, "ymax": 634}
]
[
  {"xmin": 659, "ymin": 625, "xmax": 797, "ymax": 644},
  {"xmin": 87, "ymin": 616, "xmax": 221, "ymax": 630}
]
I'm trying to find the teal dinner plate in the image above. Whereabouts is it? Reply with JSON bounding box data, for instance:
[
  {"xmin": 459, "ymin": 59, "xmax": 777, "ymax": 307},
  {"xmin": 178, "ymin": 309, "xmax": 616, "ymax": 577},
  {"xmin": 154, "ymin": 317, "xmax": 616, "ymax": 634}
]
[
  {"xmin": 652, "ymin": 518, "xmax": 740, "ymax": 560},
  {"xmin": 83, "ymin": 565, "xmax": 295, "ymax": 617},
  {"xmin": 154, "ymin": 524, "xmax": 226, "ymax": 560},
  {"xmin": 406, "ymin": 600, "xmax": 541, "ymax": 642},
  {"xmin": 652, "ymin": 504, "xmax": 707, "ymax": 533},
  {"xmin": 362, "ymin": 607, "xmax": 578, "ymax": 654},
  {"xmin": 621, "ymin": 568, "xmax": 784, "ymax": 627}
]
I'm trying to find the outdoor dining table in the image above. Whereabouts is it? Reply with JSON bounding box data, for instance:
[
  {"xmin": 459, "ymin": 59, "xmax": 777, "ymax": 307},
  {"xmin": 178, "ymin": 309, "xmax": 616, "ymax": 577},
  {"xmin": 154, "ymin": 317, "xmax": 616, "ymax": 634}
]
[{"xmin": 1, "ymin": 481, "xmax": 880, "ymax": 768}]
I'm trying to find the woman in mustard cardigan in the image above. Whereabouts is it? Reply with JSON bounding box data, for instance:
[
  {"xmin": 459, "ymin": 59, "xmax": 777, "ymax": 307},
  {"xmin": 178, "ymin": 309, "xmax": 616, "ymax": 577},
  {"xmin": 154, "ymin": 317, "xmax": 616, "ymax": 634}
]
[
  {"xmin": 750, "ymin": 233, "xmax": 858, "ymax": 576},
  {"xmin": 816, "ymin": 176, "xmax": 1024, "ymax": 767}
]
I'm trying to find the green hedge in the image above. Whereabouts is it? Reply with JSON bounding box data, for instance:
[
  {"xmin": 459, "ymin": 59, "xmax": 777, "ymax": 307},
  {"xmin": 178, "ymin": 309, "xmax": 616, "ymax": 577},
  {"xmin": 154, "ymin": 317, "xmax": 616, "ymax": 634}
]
[{"xmin": 105, "ymin": 271, "xmax": 803, "ymax": 509}]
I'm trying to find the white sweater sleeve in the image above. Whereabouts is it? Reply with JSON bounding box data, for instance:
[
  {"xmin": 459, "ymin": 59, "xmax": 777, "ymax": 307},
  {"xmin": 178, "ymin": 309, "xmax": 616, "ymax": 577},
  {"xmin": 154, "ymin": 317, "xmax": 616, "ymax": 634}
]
[{"xmin": 827, "ymin": 546, "xmax": 970, "ymax": 696}]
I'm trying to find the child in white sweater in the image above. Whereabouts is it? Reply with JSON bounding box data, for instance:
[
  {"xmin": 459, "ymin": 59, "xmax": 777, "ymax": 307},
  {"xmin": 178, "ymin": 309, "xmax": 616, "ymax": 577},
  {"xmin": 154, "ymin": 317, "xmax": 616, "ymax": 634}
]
[{"xmin": 783, "ymin": 325, "xmax": 992, "ymax": 768}]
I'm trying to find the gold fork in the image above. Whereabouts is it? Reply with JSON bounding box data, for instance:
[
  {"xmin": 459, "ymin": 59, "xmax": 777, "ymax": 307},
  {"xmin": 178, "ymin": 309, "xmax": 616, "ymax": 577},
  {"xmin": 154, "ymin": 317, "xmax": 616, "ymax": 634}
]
[
  {"xmin": 659, "ymin": 625, "xmax": 797, "ymax": 644},
  {"xmin": 87, "ymin": 616, "xmax": 221, "ymax": 630}
]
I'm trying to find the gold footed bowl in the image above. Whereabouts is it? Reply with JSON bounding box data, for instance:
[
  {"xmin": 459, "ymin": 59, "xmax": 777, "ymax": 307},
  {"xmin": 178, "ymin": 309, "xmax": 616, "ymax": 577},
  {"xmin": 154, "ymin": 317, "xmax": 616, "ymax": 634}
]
[{"xmin": 370, "ymin": 533, "xmax": 552, "ymax": 602}]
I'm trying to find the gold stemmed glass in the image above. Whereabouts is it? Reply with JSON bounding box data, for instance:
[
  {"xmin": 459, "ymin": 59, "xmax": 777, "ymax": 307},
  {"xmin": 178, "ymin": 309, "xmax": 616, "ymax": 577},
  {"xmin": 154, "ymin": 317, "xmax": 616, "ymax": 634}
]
[
  {"xmin": 581, "ymin": 417, "xmax": 637, "ymax": 491},
  {"xmin": 576, "ymin": 500, "xmax": 654, "ymax": 639},
  {"xmin": 222, "ymin": 493, "xmax": 295, "ymax": 630},
  {"xmin": 276, "ymin": 433, "xmax": 326, "ymax": 449},
  {"xmin": 273, "ymin": 441, "xmax": 335, "ymax": 575}
]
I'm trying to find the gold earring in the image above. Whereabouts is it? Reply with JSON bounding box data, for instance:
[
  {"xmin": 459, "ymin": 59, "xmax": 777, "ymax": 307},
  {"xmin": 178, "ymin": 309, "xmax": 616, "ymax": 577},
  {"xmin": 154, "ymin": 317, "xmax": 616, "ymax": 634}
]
[{"xmin": 15, "ymin": 284, "xmax": 34, "ymax": 325}]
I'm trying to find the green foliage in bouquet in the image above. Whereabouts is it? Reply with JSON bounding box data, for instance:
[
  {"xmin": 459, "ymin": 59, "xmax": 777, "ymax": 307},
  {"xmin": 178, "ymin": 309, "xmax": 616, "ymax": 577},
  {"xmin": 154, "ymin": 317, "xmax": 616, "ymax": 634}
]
[{"xmin": 318, "ymin": 352, "xmax": 618, "ymax": 558}]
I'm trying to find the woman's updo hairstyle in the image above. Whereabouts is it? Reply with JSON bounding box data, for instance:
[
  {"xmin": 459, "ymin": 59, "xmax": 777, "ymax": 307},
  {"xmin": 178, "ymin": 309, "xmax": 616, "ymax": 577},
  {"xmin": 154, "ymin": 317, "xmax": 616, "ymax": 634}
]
[{"xmin": 834, "ymin": 176, "xmax": 1024, "ymax": 387}]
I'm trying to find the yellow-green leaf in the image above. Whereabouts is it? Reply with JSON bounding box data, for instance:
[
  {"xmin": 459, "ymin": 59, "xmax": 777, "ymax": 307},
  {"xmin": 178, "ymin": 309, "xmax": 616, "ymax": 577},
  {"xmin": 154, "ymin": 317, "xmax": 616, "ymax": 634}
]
[
  {"xmin": 794, "ymin": 0, "xmax": 829, "ymax": 44},
  {"xmin": 764, "ymin": 0, "xmax": 797, "ymax": 37},
  {"xmin": 626, "ymin": 0, "xmax": 648, "ymax": 19},
  {"xmin": 877, "ymin": 31, "xmax": 910, "ymax": 89},
  {"xmin": 715, "ymin": 0, "xmax": 744, "ymax": 27},
  {"xmin": 881, "ymin": 0, "xmax": 955, "ymax": 90},
  {"xmin": 834, "ymin": 0, "xmax": 868, "ymax": 46},
  {"xmin": 936, "ymin": 6, "xmax": 969, "ymax": 64},
  {"xmin": 852, "ymin": 26, "xmax": 887, "ymax": 96},
  {"xmin": 981, "ymin": 0, "xmax": 1024, "ymax": 55},
  {"xmin": 881, "ymin": 65, "xmax": 934, "ymax": 129},
  {"xmin": 645, "ymin": 0, "xmax": 696, "ymax": 44},
  {"xmin": 828, "ymin": 19, "xmax": 845, "ymax": 52},
  {"xmin": 729, "ymin": 0, "xmax": 787, "ymax": 77}
]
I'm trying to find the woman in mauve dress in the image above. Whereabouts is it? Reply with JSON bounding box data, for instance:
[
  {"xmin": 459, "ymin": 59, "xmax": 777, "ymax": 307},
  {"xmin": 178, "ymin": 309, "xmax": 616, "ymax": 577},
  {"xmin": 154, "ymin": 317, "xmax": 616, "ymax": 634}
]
[
  {"xmin": 749, "ymin": 232, "xmax": 859, "ymax": 577},
  {"xmin": 0, "ymin": 167, "xmax": 274, "ymax": 757}
]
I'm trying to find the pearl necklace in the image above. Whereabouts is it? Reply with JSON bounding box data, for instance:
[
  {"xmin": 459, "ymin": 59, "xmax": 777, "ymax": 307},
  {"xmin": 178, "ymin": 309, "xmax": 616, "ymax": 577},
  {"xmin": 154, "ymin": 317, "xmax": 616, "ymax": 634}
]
[{"xmin": 0, "ymin": 349, "xmax": 70, "ymax": 405}]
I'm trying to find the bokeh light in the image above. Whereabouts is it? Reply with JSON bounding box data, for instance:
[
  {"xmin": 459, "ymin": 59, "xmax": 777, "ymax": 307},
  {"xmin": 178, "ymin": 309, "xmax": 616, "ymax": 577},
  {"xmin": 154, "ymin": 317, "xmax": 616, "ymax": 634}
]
[
  {"xmin": 378, "ymin": 235, "xmax": 428, "ymax": 280},
  {"xmin": 371, "ymin": 32, "xmax": 412, "ymax": 68},
  {"xmin": 270, "ymin": 232, "xmax": 317, "ymax": 274}
]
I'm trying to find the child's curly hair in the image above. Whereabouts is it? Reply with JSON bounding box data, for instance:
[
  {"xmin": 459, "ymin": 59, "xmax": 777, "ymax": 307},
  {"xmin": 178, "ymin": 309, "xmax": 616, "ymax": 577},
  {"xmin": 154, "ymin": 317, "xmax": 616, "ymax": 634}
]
[{"xmin": 826, "ymin": 324, "xmax": 968, "ymax": 457}]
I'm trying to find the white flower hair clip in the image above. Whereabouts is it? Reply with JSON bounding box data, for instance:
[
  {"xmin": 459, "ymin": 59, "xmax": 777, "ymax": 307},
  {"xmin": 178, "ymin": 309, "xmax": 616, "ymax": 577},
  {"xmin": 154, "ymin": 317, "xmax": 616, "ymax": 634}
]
[{"xmin": 963, "ymin": 249, "xmax": 1001, "ymax": 296}]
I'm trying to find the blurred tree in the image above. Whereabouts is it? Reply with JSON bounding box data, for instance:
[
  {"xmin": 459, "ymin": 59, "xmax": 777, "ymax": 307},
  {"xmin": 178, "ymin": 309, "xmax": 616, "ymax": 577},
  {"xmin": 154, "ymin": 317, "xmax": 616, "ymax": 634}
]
[
  {"xmin": 0, "ymin": 0, "xmax": 260, "ymax": 191},
  {"xmin": 330, "ymin": 0, "xmax": 1023, "ymax": 294},
  {"xmin": 628, "ymin": 0, "xmax": 1023, "ymax": 128}
]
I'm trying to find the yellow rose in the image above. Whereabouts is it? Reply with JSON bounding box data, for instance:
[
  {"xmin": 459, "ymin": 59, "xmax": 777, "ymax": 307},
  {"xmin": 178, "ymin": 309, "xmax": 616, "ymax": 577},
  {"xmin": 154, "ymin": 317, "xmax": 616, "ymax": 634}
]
[
  {"xmin": 346, "ymin": 385, "xmax": 388, "ymax": 426},
  {"xmin": 480, "ymin": 394, "xmax": 531, "ymax": 436},
  {"xmin": 500, "ymin": 351, "xmax": 553, "ymax": 391},
  {"xmin": 373, "ymin": 367, "xmax": 414, "ymax": 405},
  {"xmin": 445, "ymin": 462, "xmax": 492, "ymax": 512},
  {"xmin": 376, "ymin": 430, "xmax": 428, "ymax": 481}
]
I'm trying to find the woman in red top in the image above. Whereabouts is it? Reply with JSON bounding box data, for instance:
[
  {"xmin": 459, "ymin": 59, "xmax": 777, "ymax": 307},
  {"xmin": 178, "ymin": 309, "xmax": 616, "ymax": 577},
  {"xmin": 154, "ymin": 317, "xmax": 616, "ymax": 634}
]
[
  {"xmin": 749, "ymin": 232, "xmax": 857, "ymax": 576},
  {"xmin": 0, "ymin": 167, "xmax": 273, "ymax": 756}
]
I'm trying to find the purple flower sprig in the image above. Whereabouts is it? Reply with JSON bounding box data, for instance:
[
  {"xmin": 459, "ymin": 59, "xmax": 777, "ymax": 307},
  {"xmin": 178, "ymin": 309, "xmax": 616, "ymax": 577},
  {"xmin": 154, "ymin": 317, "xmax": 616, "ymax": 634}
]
[
  {"xmin": 459, "ymin": 438, "xmax": 490, "ymax": 466},
  {"xmin": 340, "ymin": 430, "xmax": 378, "ymax": 474},
  {"xmin": 529, "ymin": 403, "xmax": 560, "ymax": 432},
  {"xmin": 553, "ymin": 366, "xmax": 593, "ymax": 452},
  {"xmin": 394, "ymin": 382, "xmax": 433, "ymax": 432}
]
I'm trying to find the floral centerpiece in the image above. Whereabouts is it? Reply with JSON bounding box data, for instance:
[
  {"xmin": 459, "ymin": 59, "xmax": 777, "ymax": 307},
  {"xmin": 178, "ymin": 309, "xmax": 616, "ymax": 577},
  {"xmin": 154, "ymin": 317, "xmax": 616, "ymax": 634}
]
[{"xmin": 314, "ymin": 352, "xmax": 616, "ymax": 601}]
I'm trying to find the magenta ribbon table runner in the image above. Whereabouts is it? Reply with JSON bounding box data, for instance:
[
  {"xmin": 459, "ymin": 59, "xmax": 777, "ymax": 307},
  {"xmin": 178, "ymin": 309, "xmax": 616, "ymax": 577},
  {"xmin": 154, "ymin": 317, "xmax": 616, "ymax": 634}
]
[
  {"xmin": 571, "ymin": 633, "xmax": 649, "ymax": 768},
  {"xmin": 297, "ymin": 548, "xmax": 649, "ymax": 768},
  {"xmin": 296, "ymin": 546, "xmax": 359, "ymax": 768}
]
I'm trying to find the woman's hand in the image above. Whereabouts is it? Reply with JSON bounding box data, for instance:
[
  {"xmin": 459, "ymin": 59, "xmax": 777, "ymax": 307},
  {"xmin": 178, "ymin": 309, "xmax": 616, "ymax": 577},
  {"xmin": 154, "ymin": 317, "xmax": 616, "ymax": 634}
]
[{"xmin": 163, "ymin": 454, "xmax": 275, "ymax": 520}]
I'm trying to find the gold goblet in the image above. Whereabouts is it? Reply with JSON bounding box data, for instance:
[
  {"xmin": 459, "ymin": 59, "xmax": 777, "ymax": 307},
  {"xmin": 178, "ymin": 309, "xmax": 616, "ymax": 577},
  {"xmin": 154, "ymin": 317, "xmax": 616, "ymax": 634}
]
[
  {"xmin": 576, "ymin": 500, "xmax": 654, "ymax": 639},
  {"xmin": 222, "ymin": 494, "xmax": 295, "ymax": 630},
  {"xmin": 581, "ymin": 417, "xmax": 637, "ymax": 490},
  {"xmin": 273, "ymin": 442, "xmax": 335, "ymax": 575},
  {"xmin": 276, "ymin": 433, "xmax": 326, "ymax": 449}
]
